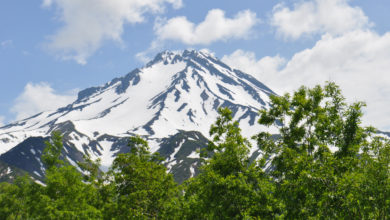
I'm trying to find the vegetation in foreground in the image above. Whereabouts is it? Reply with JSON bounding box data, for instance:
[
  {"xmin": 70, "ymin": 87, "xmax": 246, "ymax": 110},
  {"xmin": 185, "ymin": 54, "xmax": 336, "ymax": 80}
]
[{"xmin": 0, "ymin": 82, "xmax": 389, "ymax": 219}]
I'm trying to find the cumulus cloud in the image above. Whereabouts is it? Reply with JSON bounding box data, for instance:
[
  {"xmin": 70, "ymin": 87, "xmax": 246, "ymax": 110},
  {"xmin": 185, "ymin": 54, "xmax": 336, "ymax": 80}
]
[
  {"xmin": 223, "ymin": 0, "xmax": 389, "ymax": 130},
  {"xmin": 222, "ymin": 50, "xmax": 286, "ymax": 84},
  {"xmin": 271, "ymin": 0, "xmax": 371, "ymax": 40},
  {"xmin": 154, "ymin": 9, "xmax": 259, "ymax": 45},
  {"xmin": 43, "ymin": 0, "xmax": 183, "ymax": 64},
  {"xmin": 278, "ymin": 31, "xmax": 390, "ymax": 130},
  {"xmin": 11, "ymin": 82, "xmax": 77, "ymax": 120},
  {"xmin": 223, "ymin": 30, "xmax": 390, "ymax": 130}
]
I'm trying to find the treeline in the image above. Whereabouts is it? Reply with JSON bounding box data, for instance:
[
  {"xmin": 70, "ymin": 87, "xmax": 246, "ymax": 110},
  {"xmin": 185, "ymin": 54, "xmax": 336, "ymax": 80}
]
[{"xmin": 1, "ymin": 82, "xmax": 389, "ymax": 219}]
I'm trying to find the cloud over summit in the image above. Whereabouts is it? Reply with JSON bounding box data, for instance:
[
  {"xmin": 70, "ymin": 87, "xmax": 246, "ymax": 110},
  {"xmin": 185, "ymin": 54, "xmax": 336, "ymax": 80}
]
[{"xmin": 154, "ymin": 9, "xmax": 259, "ymax": 45}]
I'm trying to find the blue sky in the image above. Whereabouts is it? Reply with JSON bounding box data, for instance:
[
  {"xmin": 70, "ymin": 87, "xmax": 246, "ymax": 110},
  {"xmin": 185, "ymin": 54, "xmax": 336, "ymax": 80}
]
[{"xmin": 1, "ymin": 0, "xmax": 390, "ymax": 131}]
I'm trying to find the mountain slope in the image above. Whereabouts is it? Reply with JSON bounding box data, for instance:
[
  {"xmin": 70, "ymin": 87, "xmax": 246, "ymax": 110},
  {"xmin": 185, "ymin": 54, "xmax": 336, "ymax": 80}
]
[{"xmin": 0, "ymin": 50, "xmax": 277, "ymax": 181}]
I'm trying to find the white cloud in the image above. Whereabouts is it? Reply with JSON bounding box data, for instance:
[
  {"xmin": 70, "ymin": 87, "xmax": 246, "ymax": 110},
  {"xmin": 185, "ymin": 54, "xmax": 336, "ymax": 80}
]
[
  {"xmin": 11, "ymin": 82, "xmax": 77, "ymax": 120},
  {"xmin": 223, "ymin": 0, "xmax": 390, "ymax": 130},
  {"xmin": 222, "ymin": 30, "xmax": 390, "ymax": 131},
  {"xmin": 271, "ymin": 0, "xmax": 371, "ymax": 40},
  {"xmin": 222, "ymin": 50, "xmax": 286, "ymax": 83},
  {"xmin": 278, "ymin": 30, "xmax": 390, "ymax": 130},
  {"xmin": 43, "ymin": 0, "xmax": 183, "ymax": 64},
  {"xmin": 154, "ymin": 9, "xmax": 259, "ymax": 45},
  {"xmin": 135, "ymin": 50, "xmax": 153, "ymax": 64}
]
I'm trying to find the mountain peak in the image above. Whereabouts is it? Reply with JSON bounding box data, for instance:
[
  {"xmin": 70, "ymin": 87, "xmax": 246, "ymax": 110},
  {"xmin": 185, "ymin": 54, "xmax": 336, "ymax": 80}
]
[
  {"xmin": 0, "ymin": 49, "xmax": 279, "ymax": 182},
  {"xmin": 0, "ymin": 49, "xmax": 277, "ymax": 155},
  {"xmin": 146, "ymin": 49, "xmax": 216, "ymax": 67}
]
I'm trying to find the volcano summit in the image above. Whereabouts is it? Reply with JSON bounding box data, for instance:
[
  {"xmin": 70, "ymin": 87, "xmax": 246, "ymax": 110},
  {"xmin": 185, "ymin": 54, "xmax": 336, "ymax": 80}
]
[{"xmin": 0, "ymin": 50, "xmax": 277, "ymax": 182}]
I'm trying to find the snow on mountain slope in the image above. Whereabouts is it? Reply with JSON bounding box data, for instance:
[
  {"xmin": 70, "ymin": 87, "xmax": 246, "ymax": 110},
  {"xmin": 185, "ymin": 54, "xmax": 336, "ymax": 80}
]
[{"xmin": 0, "ymin": 49, "xmax": 277, "ymax": 181}]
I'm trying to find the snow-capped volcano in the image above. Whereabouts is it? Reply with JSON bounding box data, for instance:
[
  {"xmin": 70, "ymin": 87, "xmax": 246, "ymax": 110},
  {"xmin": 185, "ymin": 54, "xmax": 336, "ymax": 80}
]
[{"xmin": 0, "ymin": 50, "xmax": 276, "ymax": 182}]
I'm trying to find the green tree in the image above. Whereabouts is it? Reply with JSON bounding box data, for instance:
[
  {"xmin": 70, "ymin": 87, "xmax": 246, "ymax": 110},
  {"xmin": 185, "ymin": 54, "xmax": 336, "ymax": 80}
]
[
  {"xmin": 0, "ymin": 175, "xmax": 42, "ymax": 220},
  {"xmin": 42, "ymin": 131, "xmax": 64, "ymax": 169},
  {"xmin": 335, "ymin": 136, "xmax": 390, "ymax": 219},
  {"xmin": 104, "ymin": 136, "xmax": 180, "ymax": 219},
  {"xmin": 255, "ymin": 82, "xmax": 390, "ymax": 218},
  {"xmin": 0, "ymin": 131, "xmax": 102, "ymax": 219},
  {"xmin": 39, "ymin": 131, "xmax": 102, "ymax": 219},
  {"xmin": 183, "ymin": 108, "xmax": 281, "ymax": 219}
]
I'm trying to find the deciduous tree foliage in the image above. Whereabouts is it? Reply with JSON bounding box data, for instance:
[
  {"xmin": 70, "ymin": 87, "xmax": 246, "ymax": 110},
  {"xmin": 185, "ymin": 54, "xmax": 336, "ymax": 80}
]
[
  {"xmin": 255, "ymin": 82, "xmax": 390, "ymax": 218},
  {"xmin": 0, "ymin": 133, "xmax": 180, "ymax": 219},
  {"xmin": 102, "ymin": 136, "xmax": 180, "ymax": 219},
  {"xmin": 0, "ymin": 131, "xmax": 102, "ymax": 219},
  {"xmin": 182, "ymin": 108, "xmax": 281, "ymax": 219}
]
